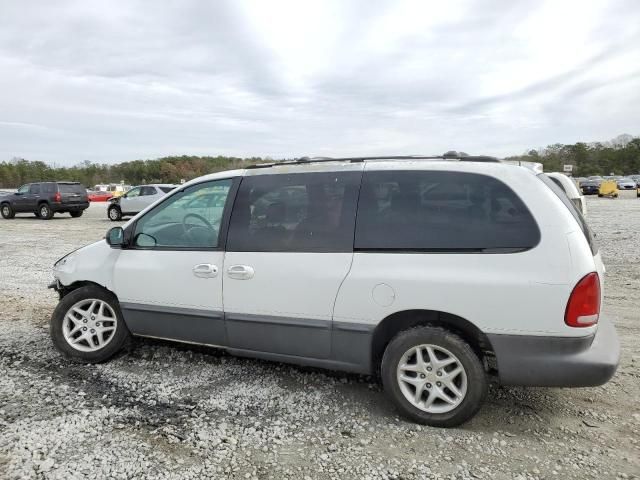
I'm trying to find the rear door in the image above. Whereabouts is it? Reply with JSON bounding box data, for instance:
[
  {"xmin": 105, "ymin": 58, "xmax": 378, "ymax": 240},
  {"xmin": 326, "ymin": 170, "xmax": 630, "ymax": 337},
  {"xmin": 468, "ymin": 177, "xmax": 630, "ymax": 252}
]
[
  {"xmin": 24, "ymin": 183, "xmax": 41, "ymax": 211},
  {"xmin": 223, "ymin": 168, "xmax": 362, "ymax": 359}
]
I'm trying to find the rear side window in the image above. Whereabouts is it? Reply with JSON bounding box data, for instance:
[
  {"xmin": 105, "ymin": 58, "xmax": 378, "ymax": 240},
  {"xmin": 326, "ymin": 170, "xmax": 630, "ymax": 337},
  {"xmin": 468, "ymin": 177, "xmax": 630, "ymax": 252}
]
[
  {"xmin": 159, "ymin": 186, "xmax": 175, "ymax": 193},
  {"xmin": 355, "ymin": 170, "xmax": 540, "ymax": 252},
  {"xmin": 58, "ymin": 184, "xmax": 86, "ymax": 194},
  {"xmin": 140, "ymin": 186, "xmax": 157, "ymax": 196},
  {"xmin": 42, "ymin": 183, "xmax": 56, "ymax": 194},
  {"xmin": 227, "ymin": 172, "xmax": 361, "ymax": 252},
  {"xmin": 29, "ymin": 184, "xmax": 40, "ymax": 194},
  {"xmin": 538, "ymin": 174, "xmax": 598, "ymax": 254}
]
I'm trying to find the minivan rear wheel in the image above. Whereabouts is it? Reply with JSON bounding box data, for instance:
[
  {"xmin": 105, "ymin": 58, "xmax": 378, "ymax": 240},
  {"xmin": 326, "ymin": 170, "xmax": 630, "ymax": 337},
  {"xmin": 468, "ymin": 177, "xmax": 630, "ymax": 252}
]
[
  {"xmin": 381, "ymin": 326, "xmax": 487, "ymax": 427},
  {"xmin": 50, "ymin": 285, "xmax": 131, "ymax": 363}
]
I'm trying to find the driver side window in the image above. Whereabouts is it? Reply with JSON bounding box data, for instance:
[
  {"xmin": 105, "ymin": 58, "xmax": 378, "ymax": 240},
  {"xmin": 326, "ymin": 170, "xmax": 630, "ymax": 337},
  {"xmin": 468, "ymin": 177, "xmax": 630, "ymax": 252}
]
[
  {"xmin": 133, "ymin": 179, "xmax": 233, "ymax": 249},
  {"xmin": 125, "ymin": 187, "xmax": 141, "ymax": 198},
  {"xmin": 17, "ymin": 185, "xmax": 29, "ymax": 194}
]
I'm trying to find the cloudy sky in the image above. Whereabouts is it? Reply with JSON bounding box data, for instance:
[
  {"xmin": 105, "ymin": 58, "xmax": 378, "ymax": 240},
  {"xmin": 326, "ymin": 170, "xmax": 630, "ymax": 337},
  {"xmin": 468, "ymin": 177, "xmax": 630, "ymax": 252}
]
[{"xmin": 0, "ymin": 0, "xmax": 638, "ymax": 166}]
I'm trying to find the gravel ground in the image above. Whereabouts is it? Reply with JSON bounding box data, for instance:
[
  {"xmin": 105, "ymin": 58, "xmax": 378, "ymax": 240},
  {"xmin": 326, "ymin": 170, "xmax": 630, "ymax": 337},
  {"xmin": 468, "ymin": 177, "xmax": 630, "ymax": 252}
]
[{"xmin": 0, "ymin": 195, "xmax": 638, "ymax": 480}]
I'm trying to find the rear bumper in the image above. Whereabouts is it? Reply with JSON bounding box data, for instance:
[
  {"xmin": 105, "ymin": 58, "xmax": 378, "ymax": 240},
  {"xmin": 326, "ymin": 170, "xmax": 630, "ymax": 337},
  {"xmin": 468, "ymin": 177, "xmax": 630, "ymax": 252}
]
[
  {"xmin": 51, "ymin": 202, "xmax": 90, "ymax": 212},
  {"xmin": 488, "ymin": 316, "xmax": 619, "ymax": 387}
]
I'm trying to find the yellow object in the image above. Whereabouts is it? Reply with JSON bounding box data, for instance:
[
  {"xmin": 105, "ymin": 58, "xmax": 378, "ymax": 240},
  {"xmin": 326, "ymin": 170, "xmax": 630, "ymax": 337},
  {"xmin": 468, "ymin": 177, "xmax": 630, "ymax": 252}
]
[
  {"xmin": 598, "ymin": 180, "xmax": 618, "ymax": 198},
  {"xmin": 112, "ymin": 191, "xmax": 126, "ymax": 198}
]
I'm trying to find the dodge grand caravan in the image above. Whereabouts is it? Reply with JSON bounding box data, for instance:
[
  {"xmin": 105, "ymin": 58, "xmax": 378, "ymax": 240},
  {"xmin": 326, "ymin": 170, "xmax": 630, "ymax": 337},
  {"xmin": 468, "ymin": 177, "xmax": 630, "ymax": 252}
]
[{"xmin": 48, "ymin": 154, "xmax": 619, "ymax": 427}]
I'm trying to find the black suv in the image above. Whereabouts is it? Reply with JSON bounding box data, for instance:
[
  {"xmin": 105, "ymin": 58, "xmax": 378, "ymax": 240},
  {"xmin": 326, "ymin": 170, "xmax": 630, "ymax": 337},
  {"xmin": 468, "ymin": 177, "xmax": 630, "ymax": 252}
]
[{"xmin": 0, "ymin": 182, "xmax": 89, "ymax": 220}]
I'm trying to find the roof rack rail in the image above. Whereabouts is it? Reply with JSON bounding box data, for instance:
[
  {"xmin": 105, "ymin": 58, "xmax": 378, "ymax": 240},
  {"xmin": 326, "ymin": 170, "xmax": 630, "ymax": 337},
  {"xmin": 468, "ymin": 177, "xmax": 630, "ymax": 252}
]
[{"xmin": 245, "ymin": 152, "xmax": 499, "ymax": 169}]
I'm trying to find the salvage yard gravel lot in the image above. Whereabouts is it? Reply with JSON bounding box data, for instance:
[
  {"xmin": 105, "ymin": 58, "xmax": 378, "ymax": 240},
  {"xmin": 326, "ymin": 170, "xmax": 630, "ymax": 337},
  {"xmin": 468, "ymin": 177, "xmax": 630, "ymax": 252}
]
[{"xmin": 0, "ymin": 195, "xmax": 638, "ymax": 480}]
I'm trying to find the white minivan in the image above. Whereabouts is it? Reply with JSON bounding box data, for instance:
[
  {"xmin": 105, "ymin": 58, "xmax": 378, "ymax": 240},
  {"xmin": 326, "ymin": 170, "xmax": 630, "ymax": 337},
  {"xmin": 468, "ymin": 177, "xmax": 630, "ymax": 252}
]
[{"xmin": 49, "ymin": 154, "xmax": 619, "ymax": 427}]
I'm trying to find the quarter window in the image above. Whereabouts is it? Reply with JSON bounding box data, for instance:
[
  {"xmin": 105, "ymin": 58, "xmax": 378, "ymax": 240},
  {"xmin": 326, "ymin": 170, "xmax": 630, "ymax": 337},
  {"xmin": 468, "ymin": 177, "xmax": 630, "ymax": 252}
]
[
  {"xmin": 355, "ymin": 170, "xmax": 540, "ymax": 251},
  {"xmin": 133, "ymin": 179, "xmax": 233, "ymax": 249},
  {"xmin": 227, "ymin": 172, "xmax": 361, "ymax": 252}
]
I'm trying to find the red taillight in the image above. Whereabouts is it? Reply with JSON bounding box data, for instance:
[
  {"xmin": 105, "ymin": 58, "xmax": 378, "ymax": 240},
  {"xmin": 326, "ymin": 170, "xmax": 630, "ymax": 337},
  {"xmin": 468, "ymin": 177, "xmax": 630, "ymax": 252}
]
[
  {"xmin": 54, "ymin": 192, "xmax": 61, "ymax": 202},
  {"xmin": 565, "ymin": 272, "xmax": 601, "ymax": 327}
]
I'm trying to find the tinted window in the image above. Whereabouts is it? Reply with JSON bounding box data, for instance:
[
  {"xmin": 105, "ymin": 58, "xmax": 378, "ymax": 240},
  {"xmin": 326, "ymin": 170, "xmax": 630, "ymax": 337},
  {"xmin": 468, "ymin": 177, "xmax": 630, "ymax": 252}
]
[
  {"xmin": 159, "ymin": 186, "xmax": 175, "ymax": 193},
  {"xmin": 42, "ymin": 183, "xmax": 56, "ymax": 194},
  {"xmin": 227, "ymin": 172, "xmax": 361, "ymax": 252},
  {"xmin": 355, "ymin": 170, "xmax": 540, "ymax": 251},
  {"xmin": 133, "ymin": 179, "xmax": 233, "ymax": 249},
  {"xmin": 58, "ymin": 184, "xmax": 85, "ymax": 194},
  {"xmin": 140, "ymin": 186, "xmax": 156, "ymax": 196},
  {"xmin": 29, "ymin": 184, "xmax": 40, "ymax": 194}
]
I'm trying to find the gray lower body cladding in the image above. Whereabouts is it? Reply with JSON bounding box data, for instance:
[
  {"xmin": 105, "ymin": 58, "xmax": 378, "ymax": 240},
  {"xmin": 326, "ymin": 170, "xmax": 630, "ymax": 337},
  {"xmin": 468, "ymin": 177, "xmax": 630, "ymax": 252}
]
[
  {"xmin": 487, "ymin": 316, "xmax": 619, "ymax": 387},
  {"xmin": 120, "ymin": 303, "xmax": 619, "ymax": 385},
  {"xmin": 120, "ymin": 303, "xmax": 374, "ymax": 374}
]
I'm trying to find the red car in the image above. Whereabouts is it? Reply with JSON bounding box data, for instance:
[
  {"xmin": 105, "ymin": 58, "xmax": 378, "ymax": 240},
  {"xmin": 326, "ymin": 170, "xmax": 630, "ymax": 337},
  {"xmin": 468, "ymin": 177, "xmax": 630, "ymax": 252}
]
[{"xmin": 87, "ymin": 191, "xmax": 113, "ymax": 202}]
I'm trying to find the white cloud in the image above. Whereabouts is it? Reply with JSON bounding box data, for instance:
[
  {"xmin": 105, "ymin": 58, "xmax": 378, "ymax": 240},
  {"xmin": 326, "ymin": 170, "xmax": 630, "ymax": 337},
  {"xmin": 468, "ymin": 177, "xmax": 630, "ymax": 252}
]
[{"xmin": 0, "ymin": 0, "xmax": 638, "ymax": 165}]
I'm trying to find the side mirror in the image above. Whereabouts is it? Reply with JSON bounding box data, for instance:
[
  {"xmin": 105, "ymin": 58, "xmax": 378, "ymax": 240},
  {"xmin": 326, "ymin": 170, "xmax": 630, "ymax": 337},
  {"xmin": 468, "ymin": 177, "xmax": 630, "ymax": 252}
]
[{"xmin": 106, "ymin": 227, "xmax": 125, "ymax": 247}]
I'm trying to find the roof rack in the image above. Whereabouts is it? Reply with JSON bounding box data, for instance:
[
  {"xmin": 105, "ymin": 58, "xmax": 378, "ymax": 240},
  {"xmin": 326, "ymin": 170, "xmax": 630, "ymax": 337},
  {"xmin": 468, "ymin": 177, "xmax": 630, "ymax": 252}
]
[{"xmin": 246, "ymin": 151, "xmax": 499, "ymax": 169}]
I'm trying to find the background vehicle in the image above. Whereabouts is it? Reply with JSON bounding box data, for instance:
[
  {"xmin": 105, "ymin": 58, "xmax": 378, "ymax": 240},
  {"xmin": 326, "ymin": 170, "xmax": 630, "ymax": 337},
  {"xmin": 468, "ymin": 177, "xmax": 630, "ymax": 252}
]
[
  {"xmin": 545, "ymin": 172, "xmax": 587, "ymax": 215},
  {"xmin": 87, "ymin": 191, "xmax": 114, "ymax": 202},
  {"xmin": 107, "ymin": 184, "xmax": 177, "ymax": 221},
  {"xmin": 580, "ymin": 178, "xmax": 602, "ymax": 195},
  {"xmin": 628, "ymin": 174, "xmax": 640, "ymax": 186},
  {"xmin": 616, "ymin": 178, "xmax": 636, "ymax": 190},
  {"xmin": 50, "ymin": 155, "xmax": 618, "ymax": 428},
  {"xmin": 598, "ymin": 180, "xmax": 619, "ymax": 198},
  {"xmin": 1, "ymin": 181, "xmax": 89, "ymax": 219}
]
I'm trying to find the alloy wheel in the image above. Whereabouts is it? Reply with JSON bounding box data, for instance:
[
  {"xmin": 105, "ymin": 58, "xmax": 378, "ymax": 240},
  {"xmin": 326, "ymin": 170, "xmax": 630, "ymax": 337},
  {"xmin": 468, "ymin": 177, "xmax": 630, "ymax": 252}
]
[
  {"xmin": 396, "ymin": 344, "xmax": 468, "ymax": 414},
  {"xmin": 62, "ymin": 299, "xmax": 118, "ymax": 352}
]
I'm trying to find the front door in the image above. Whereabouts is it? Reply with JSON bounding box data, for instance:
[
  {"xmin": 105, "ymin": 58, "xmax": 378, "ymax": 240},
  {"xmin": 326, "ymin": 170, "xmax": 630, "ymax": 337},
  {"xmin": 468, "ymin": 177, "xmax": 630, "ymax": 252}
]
[
  {"xmin": 12, "ymin": 184, "xmax": 31, "ymax": 212},
  {"xmin": 119, "ymin": 187, "xmax": 143, "ymax": 214},
  {"xmin": 113, "ymin": 177, "xmax": 237, "ymax": 345},
  {"xmin": 223, "ymin": 169, "xmax": 362, "ymax": 359}
]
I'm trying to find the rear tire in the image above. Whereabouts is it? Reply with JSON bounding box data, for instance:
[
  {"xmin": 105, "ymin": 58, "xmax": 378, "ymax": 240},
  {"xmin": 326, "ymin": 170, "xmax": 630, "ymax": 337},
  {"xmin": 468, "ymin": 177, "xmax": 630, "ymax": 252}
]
[
  {"xmin": 108, "ymin": 205, "xmax": 122, "ymax": 221},
  {"xmin": 1, "ymin": 203, "xmax": 15, "ymax": 219},
  {"xmin": 70, "ymin": 211, "xmax": 83, "ymax": 218},
  {"xmin": 39, "ymin": 203, "xmax": 53, "ymax": 220},
  {"xmin": 50, "ymin": 285, "xmax": 131, "ymax": 363},
  {"xmin": 381, "ymin": 326, "xmax": 487, "ymax": 428}
]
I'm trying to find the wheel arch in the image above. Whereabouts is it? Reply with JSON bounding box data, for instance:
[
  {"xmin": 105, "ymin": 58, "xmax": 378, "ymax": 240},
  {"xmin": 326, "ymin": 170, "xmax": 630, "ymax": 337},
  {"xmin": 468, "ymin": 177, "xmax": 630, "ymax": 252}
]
[
  {"xmin": 57, "ymin": 280, "xmax": 118, "ymax": 300},
  {"xmin": 371, "ymin": 309, "xmax": 496, "ymax": 375}
]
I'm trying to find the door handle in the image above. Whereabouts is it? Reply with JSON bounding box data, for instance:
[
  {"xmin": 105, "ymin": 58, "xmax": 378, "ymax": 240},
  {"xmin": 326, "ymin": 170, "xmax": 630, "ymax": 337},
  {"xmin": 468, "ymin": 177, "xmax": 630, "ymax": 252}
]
[
  {"xmin": 227, "ymin": 265, "xmax": 255, "ymax": 280},
  {"xmin": 193, "ymin": 263, "xmax": 218, "ymax": 278}
]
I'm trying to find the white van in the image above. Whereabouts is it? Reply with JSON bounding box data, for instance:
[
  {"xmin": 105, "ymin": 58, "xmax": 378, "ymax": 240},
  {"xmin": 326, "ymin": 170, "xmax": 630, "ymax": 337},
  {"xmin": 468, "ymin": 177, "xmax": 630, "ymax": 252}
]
[{"xmin": 48, "ymin": 154, "xmax": 619, "ymax": 427}]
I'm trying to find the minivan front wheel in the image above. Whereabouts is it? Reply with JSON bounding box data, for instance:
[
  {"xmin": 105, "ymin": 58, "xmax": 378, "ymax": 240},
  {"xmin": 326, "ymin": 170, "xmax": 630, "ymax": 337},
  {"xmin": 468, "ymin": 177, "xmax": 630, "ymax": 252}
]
[
  {"xmin": 50, "ymin": 285, "xmax": 131, "ymax": 363},
  {"xmin": 381, "ymin": 326, "xmax": 487, "ymax": 427}
]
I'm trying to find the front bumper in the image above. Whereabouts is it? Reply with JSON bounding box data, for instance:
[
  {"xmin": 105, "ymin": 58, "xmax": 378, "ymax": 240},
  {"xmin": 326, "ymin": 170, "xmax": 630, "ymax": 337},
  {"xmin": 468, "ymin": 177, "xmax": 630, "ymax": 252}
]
[{"xmin": 487, "ymin": 316, "xmax": 619, "ymax": 387}]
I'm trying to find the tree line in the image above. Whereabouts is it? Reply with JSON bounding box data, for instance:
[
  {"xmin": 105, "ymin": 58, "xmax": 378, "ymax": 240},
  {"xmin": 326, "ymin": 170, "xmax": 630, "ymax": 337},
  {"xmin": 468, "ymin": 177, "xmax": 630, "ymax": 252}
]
[
  {"xmin": 1, "ymin": 134, "xmax": 638, "ymax": 188},
  {"xmin": 0, "ymin": 155, "xmax": 266, "ymax": 189},
  {"xmin": 505, "ymin": 134, "xmax": 640, "ymax": 177}
]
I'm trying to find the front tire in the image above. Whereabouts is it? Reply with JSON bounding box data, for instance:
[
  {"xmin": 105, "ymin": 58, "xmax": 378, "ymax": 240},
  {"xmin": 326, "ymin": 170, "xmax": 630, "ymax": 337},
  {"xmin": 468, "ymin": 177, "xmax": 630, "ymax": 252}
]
[
  {"xmin": 1, "ymin": 203, "xmax": 15, "ymax": 219},
  {"xmin": 39, "ymin": 203, "xmax": 53, "ymax": 220},
  {"xmin": 50, "ymin": 285, "xmax": 131, "ymax": 363},
  {"xmin": 108, "ymin": 205, "xmax": 122, "ymax": 221},
  {"xmin": 381, "ymin": 326, "xmax": 487, "ymax": 427}
]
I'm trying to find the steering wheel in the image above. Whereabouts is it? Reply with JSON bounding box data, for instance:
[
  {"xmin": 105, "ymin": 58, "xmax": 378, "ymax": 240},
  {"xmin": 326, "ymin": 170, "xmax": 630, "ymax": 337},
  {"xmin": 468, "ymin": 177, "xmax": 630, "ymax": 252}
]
[{"xmin": 182, "ymin": 213, "xmax": 215, "ymax": 240}]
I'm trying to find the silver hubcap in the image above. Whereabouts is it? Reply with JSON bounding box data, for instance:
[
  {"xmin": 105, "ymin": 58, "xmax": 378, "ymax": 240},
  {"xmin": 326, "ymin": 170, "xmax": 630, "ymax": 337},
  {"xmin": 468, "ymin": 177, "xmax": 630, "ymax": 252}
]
[
  {"xmin": 41, "ymin": 206, "xmax": 48, "ymax": 216},
  {"xmin": 397, "ymin": 344, "xmax": 467, "ymax": 414},
  {"xmin": 62, "ymin": 299, "xmax": 118, "ymax": 352},
  {"xmin": 109, "ymin": 209, "xmax": 118, "ymax": 219},
  {"xmin": 2, "ymin": 206, "xmax": 8, "ymax": 215}
]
